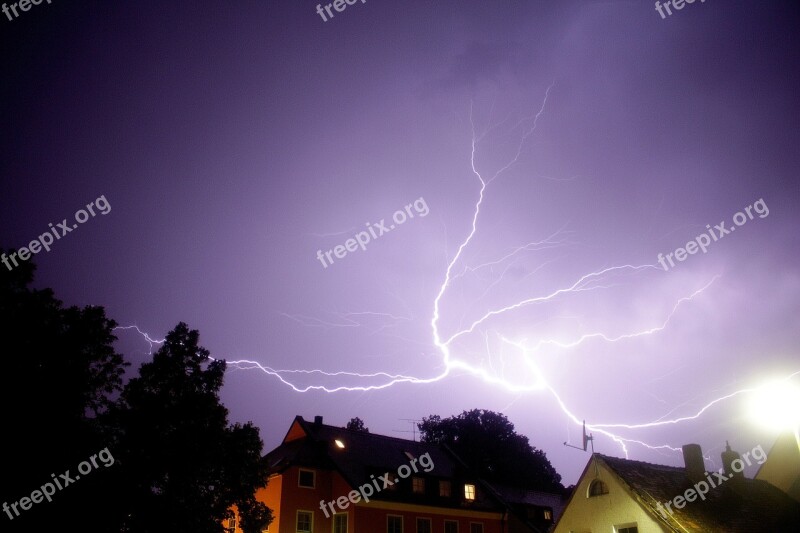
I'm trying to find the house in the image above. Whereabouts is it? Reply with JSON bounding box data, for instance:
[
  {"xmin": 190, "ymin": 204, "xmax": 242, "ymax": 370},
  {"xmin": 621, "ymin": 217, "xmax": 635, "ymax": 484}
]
[
  {"xmin": 755, "ymin": 430, "xmax": 800, "ymax": 503},
  {"xmin": 232, "ymin": 415, "xmax": 561, "ymax": 533},
  {"xmin": 481, "ymin": 482, "xmax": 565, "ymax": 533},
  {"xmin": 553, "ymin": 443, "xmax": 800, "ymax": 533}
]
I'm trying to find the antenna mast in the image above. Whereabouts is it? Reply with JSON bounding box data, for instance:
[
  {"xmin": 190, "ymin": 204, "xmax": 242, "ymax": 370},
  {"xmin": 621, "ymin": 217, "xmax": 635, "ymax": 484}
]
[{"xmin": 563, "ymin": 420, "xmax": 594, "ymax": 452}]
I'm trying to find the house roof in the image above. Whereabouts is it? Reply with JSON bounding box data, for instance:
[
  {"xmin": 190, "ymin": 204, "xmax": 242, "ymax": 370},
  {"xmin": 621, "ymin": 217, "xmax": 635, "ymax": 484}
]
[
  {"xmin": 486, "ymin": 483, "xmax": 564, "ymax": 508},
  {"xmin": 596, "ymin": 453, "xmax": 800, "ymax": 532},
  {"xmin": 264, "ymin": 416, "xmax": 499, "ymax": 511},
  {"xmin": 481, "ymin": 481, "xmax": 563, "ymax": 533}
]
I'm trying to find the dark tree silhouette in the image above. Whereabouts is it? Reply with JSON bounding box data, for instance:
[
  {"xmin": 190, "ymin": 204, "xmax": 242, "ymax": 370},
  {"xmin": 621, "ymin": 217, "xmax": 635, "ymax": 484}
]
[
  {"xmin": 0, "ymin": 258, "xmax": 273, "ymax": 532},
  {"xmin": 345, "ymin": 417, "xmax": 369, "ymax": 432},
  {"xmin": 418, "ymin": 409, "xmax": 563, "ymax": 491},
  {"xmin": 111, "ymin": 323, "xmax": 272, "ymax": 532},
  {"xmin": 0, "ymin": 253, "xmax": 127, "ymax": 531}
]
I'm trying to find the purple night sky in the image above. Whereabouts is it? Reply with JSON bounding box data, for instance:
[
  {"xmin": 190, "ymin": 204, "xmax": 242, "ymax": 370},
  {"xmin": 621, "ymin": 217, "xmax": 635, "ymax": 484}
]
[{"xmin": 2, "ymin": 0, "xmax": 799, "ymax": 485}]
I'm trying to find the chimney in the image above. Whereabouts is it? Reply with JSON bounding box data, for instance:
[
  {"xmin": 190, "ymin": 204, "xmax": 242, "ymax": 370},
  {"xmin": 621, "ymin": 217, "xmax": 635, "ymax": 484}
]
[
  {"xmin": 682, "ymin": 443, "xmax": 706, "ymax": 482},
  {"xmin": 721, "ymin": 441, "xmax": 743, "ymax": 478},
  {"xmin": 313, "ymin": 415, "xmax": 323, "ymax": 428}
]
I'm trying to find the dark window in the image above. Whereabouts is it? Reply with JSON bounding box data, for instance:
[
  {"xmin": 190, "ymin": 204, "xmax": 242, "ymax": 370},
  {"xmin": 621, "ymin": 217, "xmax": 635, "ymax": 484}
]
[
  {"xmin": 444, "ymin": 521, "xmax": 458, "ymax": 533},
  {"xmin": 387, "ymin": 515, "xmax": 403, "ymax": 533},
  {"xmin": 588, "ymin": 479, "xmax": 608, "ymax": 496},
  {"xmin": 298, "ymin": 469, "xmax": 315, "ymax": 488},
  {"xmin": 416, "ymin": 518, "xmax": 431, "ymax": 533},
  {"xmin": 616, "ymin": 528, "xmax": 638, "ymax": 533},
  {"xmin": 439, "ymin": 480, "xmax": 451, "ymax": 497},
  {"xmin": 333, "ymin": 514, "xmax": 347, "ymax": 533},
  {"xmin": 297, "ymin": 511, "xmax": 313, "ymax": 533},
  {"xmin": 469, "ymin": 524, "xmax": 483, "ymax": 533}
]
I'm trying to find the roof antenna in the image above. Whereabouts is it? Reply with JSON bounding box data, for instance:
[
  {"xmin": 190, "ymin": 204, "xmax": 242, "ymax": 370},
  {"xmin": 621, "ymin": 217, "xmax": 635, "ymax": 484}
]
[
  {"xmin": 564, "ymin": 420, "xmax": 594, "ymax": 453},
  {"xmin": 394, "ymin": 418, "xmax": 422, "ymax": 441}
]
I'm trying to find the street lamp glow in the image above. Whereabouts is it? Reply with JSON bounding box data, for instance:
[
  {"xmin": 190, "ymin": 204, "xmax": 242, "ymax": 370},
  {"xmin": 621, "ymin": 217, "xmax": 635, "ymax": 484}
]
[{"xmin": 747, "ymin": 379, "xmax": 800, "ymax": 430}]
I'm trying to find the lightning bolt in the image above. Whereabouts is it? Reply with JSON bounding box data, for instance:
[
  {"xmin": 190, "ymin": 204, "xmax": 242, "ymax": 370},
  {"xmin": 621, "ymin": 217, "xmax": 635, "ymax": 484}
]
[
  {"xmin": 113, "ymin": 325, "xmax": 164, "ymax": 354},
  {"xmin": 114, "ymin": 84, "xmax": 793, "ymax": 459}
]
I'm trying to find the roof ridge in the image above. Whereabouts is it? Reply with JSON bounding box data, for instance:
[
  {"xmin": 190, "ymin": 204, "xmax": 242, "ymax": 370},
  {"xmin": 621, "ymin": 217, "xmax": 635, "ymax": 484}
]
[
  {"xmin": 313, "ymin": 421, "xmax": 437, "ymax": 447},
  {"xmin": 597, "ymin": 453, "xmax": 686, "ymax": 472}
]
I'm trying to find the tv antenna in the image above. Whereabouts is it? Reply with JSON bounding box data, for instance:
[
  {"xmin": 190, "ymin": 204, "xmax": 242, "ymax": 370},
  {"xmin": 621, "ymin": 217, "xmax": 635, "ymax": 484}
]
[
  {"xmin": 394, "ymin": 418, "xmax": 422, "ymax": 441},
  {"xmin": 564, "ymin": 420, "xmax": 594, "ymax": 453}
]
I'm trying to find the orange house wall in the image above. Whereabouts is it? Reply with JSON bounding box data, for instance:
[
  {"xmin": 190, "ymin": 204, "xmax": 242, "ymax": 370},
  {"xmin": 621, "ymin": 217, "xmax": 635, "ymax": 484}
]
[
  {"xmin": 354, "ymin": 506, "xmax": 503, "ymax": 533},
  {"xmin": 257, "ymin": 466, "xmax": 338, "ymax": 533},
  {"xmin": 259, "ymin": 465, "xmax": 504, "ymax": 533}
]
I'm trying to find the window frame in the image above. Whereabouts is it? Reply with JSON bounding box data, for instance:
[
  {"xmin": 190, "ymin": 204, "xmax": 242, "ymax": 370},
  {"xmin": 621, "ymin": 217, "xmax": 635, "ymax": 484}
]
[
  {"xmin": 443, "ymin": 520, "xmax": 458, "ymax": 533},
  {"xmin": 469, "ymin": 522, "xmax": 484, "ymax": 533},
  {"xmin": 587, "ymin": 478, "xmax": 609, "ymax": 497},
  {"xmin": 464, "ymin": 483, "xmax": 476, "ymax": 501},
  {"xmin": 439, "ymin": 479, "xmax": 452, "ymax": 497},
  {"xmin": 416, "ymin": 517, "xmax": 432, "ymax": 533},
  {"xmin": 412, "ymin": 476, "xmax": 425, "ymax": 494},
  {"xmin": 333, "ymin": 513, "xmax": 348, "ymax": 533},
  {"xmin": 615, "ymin": 526, "xmax": 638, "ymax": 533},
  {"xmin": 387, "ymin": 514, "xmax": 403, "ymax": 533},
  {"xmin": 298, "ymin": 468, "xmax": 316, "ymax": 489},
  {"xmin": 296, "ymin": 510, "xmax": 313, "ymax": 533}
]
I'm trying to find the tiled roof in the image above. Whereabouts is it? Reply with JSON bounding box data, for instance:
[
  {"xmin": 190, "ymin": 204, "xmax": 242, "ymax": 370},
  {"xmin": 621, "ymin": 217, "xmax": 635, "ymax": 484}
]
[
  {"xmin": 264, "ymin": 416, "xmax": 498, "ymax": 511},
  {"xmin": 598, "ymin": 454, "xmax": 800, "ymax": 532}
]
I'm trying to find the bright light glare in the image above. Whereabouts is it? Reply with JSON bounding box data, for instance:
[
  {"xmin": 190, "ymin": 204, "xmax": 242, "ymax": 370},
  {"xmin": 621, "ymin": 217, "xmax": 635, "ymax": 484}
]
[{"xmin": 747, "ymin": 379, "xmax": 800, "ymax": 430}]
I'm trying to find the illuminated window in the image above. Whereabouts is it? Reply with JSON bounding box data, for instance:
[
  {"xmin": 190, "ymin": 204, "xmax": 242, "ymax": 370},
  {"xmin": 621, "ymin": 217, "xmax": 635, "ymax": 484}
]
[
  {"xmin": 333, "ymin": 513, "xmax": 348, "ymax": 533},
  {"xmin": 464, "ymin": 483, "xmax": 476, "ymax": 500},
  {"xmin": 387, "ymin": 515, "xmax": 403, "ymax": 533},
  {"xmin": 439, "ymin": 480, "xmax": 452, "ymax": 497},
  {"xmin": 444, "ymin": 520, "xmax": 458, "ymax": 533},
  {"xmin": 469, "ymin": 523, "xmax": 483, "ymax": 533},
  {"xmin": 298, "ymin": 469, "xmax": 315, "ymax": 488},
  {"xmin": 588, "ymin": 479, "xmax": 608, "ymax": 497},
  {"xmin": 412, "ymin": 477, "xmax": 425, "ymax": 493},
  {"xmin": 227, "ymin": 515, "xmax": 237, "ymax": 533},
  {"xmin": 543, "ymin": 509, "xmax": 552, "ymax": 520},
  {"xmin": 297, "ymin": 511, "xmax": 313, "ymax": 533}
]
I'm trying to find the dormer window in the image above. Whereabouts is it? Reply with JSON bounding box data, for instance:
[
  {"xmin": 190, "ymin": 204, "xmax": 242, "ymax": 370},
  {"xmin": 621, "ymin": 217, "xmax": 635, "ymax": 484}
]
[
  {"xmin": 588, "ymin": 479, "xmax": 608, "ymax": 497},
  {"xmin": 464, "ymin": 483, "xmax": 476, "ymax": 500}
]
